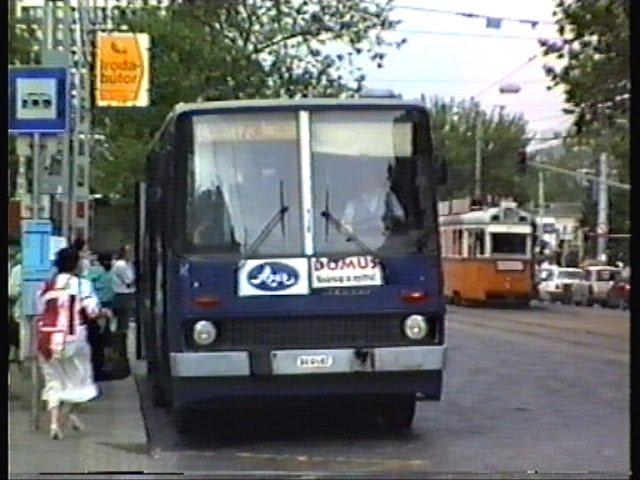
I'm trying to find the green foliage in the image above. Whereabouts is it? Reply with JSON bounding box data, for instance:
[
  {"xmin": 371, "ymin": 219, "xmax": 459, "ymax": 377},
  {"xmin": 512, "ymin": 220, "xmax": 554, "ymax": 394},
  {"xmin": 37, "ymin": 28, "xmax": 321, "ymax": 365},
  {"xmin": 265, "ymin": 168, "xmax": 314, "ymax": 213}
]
[
  {"xmin": 540, "ymin": 0, "xmax": 629, "ymax": 248},
  {"xmin": 540, "ymin": 0, "xmax": 629, "ymax": 129},
  {"xmin": 428, "ymin": 97, "xmax": 531, "ymax": 204},
  {"xmin": 9, "ymin": 0, "xmax": 40, "ymax": 67},
  {"xmin": 92, "ymin": 1, "xmax": 403, "ymax": 198}
]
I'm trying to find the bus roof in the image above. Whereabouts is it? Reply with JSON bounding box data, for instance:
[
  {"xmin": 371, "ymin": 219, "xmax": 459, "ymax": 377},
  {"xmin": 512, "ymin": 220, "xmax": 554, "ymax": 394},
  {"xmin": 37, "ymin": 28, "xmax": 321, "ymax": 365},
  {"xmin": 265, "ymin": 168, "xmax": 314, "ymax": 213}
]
[{"xmin": 170, "ymin": 97, "xmax": 426, "ymax": 116}]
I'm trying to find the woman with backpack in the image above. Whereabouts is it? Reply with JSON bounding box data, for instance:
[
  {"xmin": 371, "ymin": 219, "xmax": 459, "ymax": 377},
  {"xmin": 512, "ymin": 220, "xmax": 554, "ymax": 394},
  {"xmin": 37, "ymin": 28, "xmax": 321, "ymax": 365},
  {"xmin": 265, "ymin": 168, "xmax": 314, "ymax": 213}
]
[{"xmin": 38, "ymin": 247, "xmax": 112, "ymax": 439}]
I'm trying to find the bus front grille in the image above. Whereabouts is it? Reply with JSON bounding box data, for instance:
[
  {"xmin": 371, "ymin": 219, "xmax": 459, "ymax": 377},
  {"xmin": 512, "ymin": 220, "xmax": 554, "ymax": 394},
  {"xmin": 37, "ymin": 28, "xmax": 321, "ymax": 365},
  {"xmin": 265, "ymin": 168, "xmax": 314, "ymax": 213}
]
[{"xmin": 186, "ymin": 315, "xmax": 438, "ymax": 350}]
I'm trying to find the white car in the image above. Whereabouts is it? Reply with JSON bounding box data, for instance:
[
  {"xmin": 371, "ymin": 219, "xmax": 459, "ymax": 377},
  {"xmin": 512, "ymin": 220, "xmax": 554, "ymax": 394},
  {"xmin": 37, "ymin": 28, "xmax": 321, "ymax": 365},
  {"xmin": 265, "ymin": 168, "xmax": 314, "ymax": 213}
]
[
  {"xmin": 537, "ymin": 267, "xmax": 586, "ymax": 304},
  {"xmin": 571, "ymin": 266, "xmax": 620, "ymax": 306}
]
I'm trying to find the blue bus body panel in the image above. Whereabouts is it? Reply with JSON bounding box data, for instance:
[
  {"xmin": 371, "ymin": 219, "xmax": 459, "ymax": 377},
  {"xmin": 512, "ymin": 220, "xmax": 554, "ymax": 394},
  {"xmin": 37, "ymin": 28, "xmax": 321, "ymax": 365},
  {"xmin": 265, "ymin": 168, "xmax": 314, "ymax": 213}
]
[{"xmin": 168, "ymin": 254, "xmax": 445, "ymax": 321}]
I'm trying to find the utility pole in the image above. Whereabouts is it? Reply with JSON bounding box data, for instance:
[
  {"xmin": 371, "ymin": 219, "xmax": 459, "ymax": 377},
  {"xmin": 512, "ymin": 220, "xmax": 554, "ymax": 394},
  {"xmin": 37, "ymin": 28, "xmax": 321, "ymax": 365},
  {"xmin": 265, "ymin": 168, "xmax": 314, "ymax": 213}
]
[
  {"xmin": 596, "ymin": 152, "xmax": 608, "ymax": 263},
  {"xmin": 474, "ymin": 112, "xmax": 483, "ymax": 201},
  {"xmin": 537, "ymin": 171, "xmax": 545, "ymax": 254},
  {"xmin": 537, "ymin": 171, "xmax": 545, "ymax": 219},
  {"xmin": 41, "ymin": 0, "xmax": 72, "ymax": 238}
]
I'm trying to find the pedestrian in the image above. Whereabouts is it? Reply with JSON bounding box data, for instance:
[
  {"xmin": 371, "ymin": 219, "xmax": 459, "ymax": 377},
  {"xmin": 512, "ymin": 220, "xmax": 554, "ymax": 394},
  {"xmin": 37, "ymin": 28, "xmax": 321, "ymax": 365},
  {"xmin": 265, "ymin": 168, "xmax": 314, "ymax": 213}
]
[
  {"xmin": 37, "ymin": 247, "xmax": 112, "ymax": 439},
  {"xmin": 111, "ymin": 245, "xmax": 135, "ymax": 332},
  {"xmin": 9, "ymin": 252, "xmax": 22, "ymax": 364},
  {"xmin": 86, "ymin": 253, "xmax": 115, "ymax": 380},
  {"xmin": 72, "ymin": 237, "xmax": 92, "ymax": 278},
  {"xmin": 87, "ymin": 254, "xmax": 115, "ymax": 311}
]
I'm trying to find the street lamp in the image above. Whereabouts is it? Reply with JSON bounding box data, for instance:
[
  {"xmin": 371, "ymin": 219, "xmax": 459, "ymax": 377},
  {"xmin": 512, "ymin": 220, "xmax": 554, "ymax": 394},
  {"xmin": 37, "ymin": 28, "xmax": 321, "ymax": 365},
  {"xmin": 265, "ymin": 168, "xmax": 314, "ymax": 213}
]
[{"xmin": 499, "ymin": 83, "xmax": 522, "ymax": 94}]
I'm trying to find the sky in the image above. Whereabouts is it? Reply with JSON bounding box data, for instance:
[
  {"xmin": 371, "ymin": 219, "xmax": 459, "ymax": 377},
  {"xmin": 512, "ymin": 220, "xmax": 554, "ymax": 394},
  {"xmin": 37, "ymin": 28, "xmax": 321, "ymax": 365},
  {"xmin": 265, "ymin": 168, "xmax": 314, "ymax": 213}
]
[{"xmin": 356, "ymin": 0, "xmax": 573, "ymax": 138}]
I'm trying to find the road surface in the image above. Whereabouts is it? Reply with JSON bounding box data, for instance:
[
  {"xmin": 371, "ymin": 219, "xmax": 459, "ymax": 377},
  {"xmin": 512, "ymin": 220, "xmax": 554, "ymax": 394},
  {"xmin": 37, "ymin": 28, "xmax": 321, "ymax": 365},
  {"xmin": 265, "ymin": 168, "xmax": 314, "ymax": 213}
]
[{"xmin": 136, "ymin": 302, "xmax": 629, "ymax": 477}]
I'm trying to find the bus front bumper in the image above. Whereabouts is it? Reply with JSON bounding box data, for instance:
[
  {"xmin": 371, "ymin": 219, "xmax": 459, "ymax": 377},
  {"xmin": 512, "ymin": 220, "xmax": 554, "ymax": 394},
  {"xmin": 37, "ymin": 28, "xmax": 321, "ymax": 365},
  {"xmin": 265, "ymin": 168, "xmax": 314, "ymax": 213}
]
[{"xmin": 170, "ymin": 345, "xmax": 446, "ymax": 378}]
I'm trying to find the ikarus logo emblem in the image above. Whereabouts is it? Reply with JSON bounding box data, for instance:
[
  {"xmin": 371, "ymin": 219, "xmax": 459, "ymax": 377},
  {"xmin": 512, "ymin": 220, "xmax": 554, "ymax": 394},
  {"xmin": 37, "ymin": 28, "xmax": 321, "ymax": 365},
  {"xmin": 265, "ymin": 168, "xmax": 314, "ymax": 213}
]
[{"xmin": 248, "ymin": 262, "xmax": 299, "ymax": 291}]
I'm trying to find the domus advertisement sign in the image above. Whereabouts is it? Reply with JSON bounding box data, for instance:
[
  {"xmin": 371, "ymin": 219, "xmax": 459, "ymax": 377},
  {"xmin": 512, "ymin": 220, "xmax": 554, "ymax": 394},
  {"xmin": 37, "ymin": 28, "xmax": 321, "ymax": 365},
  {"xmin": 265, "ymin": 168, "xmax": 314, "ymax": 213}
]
[{"xmin": 95, "ymin": 32, "xmax": 150, "ymax": 107}]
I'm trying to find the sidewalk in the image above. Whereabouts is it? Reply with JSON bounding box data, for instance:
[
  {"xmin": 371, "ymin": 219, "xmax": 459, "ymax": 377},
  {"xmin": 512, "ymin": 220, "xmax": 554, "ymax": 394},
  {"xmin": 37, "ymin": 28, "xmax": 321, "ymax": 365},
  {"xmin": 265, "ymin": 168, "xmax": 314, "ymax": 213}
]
[{"xmin": 9, "ymin": 359, "xmax": 153, "ymax": 476}]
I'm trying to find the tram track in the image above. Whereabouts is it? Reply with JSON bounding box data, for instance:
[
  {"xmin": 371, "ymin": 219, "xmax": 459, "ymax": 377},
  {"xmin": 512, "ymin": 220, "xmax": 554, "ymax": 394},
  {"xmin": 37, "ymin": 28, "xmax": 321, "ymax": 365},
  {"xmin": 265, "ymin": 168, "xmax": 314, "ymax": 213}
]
[
  {"xmin": 449, "ymin": 304, "xmax": 628, "ymax": 340},
  {"xmin": 446, "ymin": 306, "xmax": 628, "ymax": 362}
]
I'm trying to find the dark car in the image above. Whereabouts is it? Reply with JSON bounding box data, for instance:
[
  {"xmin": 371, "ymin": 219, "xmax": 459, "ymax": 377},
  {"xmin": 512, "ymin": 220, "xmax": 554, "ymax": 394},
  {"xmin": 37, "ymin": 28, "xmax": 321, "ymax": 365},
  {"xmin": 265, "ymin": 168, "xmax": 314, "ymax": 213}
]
[{"xmin": 606, "ymin": 280, "xmax": 630, "ymax": 310}]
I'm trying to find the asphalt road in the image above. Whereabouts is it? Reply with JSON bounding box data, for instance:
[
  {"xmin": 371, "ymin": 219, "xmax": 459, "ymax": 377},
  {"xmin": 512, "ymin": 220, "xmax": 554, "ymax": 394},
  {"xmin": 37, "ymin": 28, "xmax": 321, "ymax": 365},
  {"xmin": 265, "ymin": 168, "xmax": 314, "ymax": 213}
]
[{"xmin": 136, "ymin": 302, "xmax": 629, "ymax": 477}]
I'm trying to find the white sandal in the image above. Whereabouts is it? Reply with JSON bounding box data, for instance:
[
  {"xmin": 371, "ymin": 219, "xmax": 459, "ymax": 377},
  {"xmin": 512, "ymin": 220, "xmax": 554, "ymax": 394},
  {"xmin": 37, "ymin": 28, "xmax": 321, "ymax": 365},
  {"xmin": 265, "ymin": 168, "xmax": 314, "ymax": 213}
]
[
  {"xmin": 68, "ymin": 414, "xmax": 86, "ymax": 431},
  {"xmin": 50, "ymin": 424, "xmax": 64, "ymax": 440}
]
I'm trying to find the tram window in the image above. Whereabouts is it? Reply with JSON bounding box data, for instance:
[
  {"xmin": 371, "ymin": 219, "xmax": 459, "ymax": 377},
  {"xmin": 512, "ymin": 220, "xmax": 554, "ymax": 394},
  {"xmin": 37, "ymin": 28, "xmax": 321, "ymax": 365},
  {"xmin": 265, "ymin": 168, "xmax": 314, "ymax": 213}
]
[
  {"xmin": 452, "ymin": 229, "xmax": 461, "ymax": 256},
  {"xmin": 468, "ymin": 229, "xmax": 485, "ymax": 257},
  {"xmin": 451, "ymin": 230, "xmax": 456, "ymax": 256},
  {"xmin": 491, "ymin": 233, "xmax": 527, "ymax": 255}
]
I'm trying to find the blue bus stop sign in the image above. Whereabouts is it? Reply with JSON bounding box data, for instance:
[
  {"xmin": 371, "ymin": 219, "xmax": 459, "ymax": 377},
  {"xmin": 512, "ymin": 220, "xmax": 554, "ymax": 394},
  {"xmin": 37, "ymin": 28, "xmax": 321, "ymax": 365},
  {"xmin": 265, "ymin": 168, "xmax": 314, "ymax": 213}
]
[
  {"xmin": 9, "ymin": 66, "xmax": 69, "ymax": 134},
  {"xmin": 21, "ymin": 220, "xmax": 54, "ymax": 316}
]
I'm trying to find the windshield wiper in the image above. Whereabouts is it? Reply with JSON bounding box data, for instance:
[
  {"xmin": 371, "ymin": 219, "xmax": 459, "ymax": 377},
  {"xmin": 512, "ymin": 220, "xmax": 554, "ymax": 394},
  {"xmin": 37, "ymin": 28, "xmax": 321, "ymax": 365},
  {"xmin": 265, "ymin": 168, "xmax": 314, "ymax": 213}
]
[
  {"xmin": 244, "ymin": 180, "xmax": 288, "ymax": 257},
  {"xmin": 321, "ymin": 188, "xmax": 378, "ymax": 257}
]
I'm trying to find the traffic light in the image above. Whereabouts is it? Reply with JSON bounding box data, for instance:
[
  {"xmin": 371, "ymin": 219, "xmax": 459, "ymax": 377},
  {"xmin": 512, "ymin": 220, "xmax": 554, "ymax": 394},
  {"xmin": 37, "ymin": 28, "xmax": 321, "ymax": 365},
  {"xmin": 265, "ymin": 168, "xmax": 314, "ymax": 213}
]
[{"xmin": 517, "ymin": 148, "xmax": 527, "ymax": 173}]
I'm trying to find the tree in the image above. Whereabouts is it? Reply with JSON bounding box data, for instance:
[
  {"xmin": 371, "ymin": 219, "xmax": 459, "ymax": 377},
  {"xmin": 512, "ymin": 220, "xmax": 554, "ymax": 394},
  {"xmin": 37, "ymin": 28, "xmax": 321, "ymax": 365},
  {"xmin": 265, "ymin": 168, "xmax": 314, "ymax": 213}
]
[
  {"xmin": 539, "ymin": 0, "xmax": 630, "ymax": 260},
  {"xmin": 92, "ymin": 1, "xmax": 404, "ymax": 198},
  {"xmin": 428, "ymin": 97, "xmax": 531, "ymax": 205}
]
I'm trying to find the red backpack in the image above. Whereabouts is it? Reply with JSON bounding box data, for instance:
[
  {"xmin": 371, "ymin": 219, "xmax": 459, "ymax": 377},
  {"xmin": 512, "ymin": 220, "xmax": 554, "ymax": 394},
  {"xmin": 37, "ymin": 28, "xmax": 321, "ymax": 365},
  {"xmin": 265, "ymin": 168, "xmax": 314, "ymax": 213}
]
[{"xmin": 37, "ymin": 276, "xmax": 76, "ymax": 361}]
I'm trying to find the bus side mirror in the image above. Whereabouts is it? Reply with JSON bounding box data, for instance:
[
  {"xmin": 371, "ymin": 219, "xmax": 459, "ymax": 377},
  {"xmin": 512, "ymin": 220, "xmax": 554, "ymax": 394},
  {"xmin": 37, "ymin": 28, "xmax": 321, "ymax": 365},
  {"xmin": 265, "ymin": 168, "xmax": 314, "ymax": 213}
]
[{"xmin": 436, "ymin": 157, "xmax": 448, "ymax": 186}]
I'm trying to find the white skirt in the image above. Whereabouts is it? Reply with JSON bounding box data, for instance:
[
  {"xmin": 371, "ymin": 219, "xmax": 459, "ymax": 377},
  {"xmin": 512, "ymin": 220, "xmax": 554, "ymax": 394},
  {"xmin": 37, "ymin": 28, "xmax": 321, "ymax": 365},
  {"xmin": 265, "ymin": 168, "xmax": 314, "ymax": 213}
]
[{"xmin": 39, "ymin": 337, "xmax": 98, "ymax": 409}]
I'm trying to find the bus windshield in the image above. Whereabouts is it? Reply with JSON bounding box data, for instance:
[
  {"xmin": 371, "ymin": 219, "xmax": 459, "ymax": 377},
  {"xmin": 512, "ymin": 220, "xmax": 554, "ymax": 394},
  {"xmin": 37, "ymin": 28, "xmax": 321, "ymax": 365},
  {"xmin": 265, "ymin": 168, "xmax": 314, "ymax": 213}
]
[
  {"xmin": 183, "ymin": 108, "xmax": 435, "ymax": 257},
  {"xmin": 311, "ymin": 110, "xmax": 433, "ymax": 255},
  {"xmin": 187, "ymin": 112, "xmax": 303, "ymax": 256}
]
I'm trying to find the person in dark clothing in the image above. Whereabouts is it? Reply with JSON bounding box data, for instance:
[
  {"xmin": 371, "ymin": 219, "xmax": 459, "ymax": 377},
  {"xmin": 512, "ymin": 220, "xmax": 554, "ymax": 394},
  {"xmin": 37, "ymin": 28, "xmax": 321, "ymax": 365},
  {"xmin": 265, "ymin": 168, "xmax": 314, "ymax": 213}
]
[
  {"xmin": 85, "ymin": 253, "xmax": 115, "ymax": 382},
  {"xmin": 111, "ymin": 245, "xmax": 135, "ymax": 332}
]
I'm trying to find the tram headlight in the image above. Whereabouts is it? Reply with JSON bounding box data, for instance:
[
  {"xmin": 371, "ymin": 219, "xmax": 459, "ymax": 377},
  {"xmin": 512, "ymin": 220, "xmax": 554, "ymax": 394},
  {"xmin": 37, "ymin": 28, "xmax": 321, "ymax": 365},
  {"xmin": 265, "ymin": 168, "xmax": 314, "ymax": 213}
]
[
  {"xmin": 403, "ymin": 314, "xmax": 428, "ymax": 340},
  {"xmin": 193, "ymin": 320, "xmax": 217, "ymax": 345}
]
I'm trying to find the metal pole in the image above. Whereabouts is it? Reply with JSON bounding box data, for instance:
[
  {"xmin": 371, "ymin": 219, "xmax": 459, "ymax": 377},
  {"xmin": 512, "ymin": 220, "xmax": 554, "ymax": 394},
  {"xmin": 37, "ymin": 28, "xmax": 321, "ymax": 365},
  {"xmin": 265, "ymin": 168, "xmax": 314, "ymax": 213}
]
[
  {"xmin": 527, "ymin": 159, "xmax": 630, "ymax": 190},
  {"xmin": 33, "ymin": 134, "xmax": 41, "ymax": 220},
  {"xmin": 30, "ymin": 132, "xmax": 41, "ymax": 431},
  {"xmin": 597, "ymin": 152, "xmax": 608, "ymax": 263},
  {"xmin": 64, "ymin": 0, "xmax": 76, "ymax": 241},
  {"xmin": 537, "ymin": 171, "xmax": 545, "ymax": 254},
  {"xmin": 474, "ymin": 113, "xmax": 483, "ymax": 200},
  {"xmin": 538, "ymin": 171, "xmax": 545, "ymax": 218}
]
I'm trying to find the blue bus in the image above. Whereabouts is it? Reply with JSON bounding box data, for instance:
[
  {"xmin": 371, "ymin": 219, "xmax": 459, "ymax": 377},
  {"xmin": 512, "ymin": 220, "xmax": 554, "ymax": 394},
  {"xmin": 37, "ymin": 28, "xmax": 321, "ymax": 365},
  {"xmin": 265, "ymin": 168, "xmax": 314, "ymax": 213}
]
[{"xmin": 136, "ymin": 98, "xmax": 447, "ymax": 431}]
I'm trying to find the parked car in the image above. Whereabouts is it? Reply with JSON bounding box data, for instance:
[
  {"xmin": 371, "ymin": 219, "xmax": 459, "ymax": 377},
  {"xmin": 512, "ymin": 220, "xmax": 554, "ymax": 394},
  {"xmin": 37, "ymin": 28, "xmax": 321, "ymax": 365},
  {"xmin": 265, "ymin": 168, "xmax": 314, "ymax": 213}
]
[
  {"xmin": 537, "ymin": 267, "xmax": 586, "ymax": 304},
  {"xmin": 606, "ymin": 267, "xmax": 630, "ymax": 310},
  {"xmin": 571, "ymin": 266, "xmax": 620, "ymax": 307},
  {"xmin": 606, "ymin": 280, "xmax": 630, "ymax": 310}
]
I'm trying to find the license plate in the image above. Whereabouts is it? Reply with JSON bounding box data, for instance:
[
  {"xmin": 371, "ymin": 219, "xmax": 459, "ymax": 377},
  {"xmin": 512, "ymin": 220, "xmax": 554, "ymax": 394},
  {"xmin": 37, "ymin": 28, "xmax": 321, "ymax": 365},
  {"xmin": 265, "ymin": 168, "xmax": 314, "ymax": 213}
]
[{"xmin": 296, "ymin": 354, "xmax": 334, "ymax": 368}]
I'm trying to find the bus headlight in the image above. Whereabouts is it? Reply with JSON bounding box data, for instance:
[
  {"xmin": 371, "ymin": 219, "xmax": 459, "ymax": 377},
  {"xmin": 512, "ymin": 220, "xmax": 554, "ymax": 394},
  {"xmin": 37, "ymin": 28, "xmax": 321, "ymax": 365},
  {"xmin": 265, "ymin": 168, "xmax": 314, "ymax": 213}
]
[
  {"xmin": 403, "ymin": 314, "xmax": 428, "ymax": 340},
  {"xmin": 193, "ymin": 320, "xmax": 217, "ymax": 345}
]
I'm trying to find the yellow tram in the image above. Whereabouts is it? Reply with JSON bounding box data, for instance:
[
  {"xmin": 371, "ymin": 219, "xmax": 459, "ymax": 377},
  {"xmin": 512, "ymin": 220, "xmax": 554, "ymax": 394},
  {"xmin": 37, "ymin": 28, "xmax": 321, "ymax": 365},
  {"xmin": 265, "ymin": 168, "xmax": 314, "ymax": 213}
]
[{"xmin": 438, "ymin": 199, "xmax": 535, "ymax": 306}]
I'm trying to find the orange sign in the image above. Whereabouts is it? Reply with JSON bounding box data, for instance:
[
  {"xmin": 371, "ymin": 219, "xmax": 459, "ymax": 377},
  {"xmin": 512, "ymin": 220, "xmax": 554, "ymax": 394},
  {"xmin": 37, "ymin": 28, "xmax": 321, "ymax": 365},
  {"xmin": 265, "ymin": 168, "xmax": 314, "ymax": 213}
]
[{"xmin": 95, "ymin": 33, "xmax": 150, "ymax": 107}]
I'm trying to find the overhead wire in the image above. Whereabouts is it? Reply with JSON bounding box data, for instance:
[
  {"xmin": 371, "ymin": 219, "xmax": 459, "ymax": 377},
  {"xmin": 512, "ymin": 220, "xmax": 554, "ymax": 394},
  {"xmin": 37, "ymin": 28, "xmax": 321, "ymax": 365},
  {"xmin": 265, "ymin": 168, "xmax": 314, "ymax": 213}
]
[
  {"xmin": 389, "ymin": 3, "xmax": 557, "ymax": 27},
  {"xmin": 367, "ymin": 77, "xmax": 548, "ymax": 84},
  {"xmin": 363, "ymin": 0, "xmax": 557, "ymax": 27},
  {"xmin": 472, "ymin": 54, "xmax": 539, "ymax": 98},
  {"xmin": 393, "ymin": 28, "xmax": 561, "ymax": 41}
]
